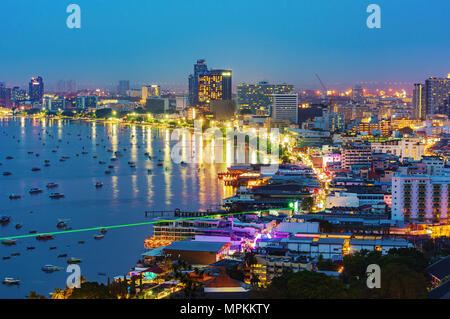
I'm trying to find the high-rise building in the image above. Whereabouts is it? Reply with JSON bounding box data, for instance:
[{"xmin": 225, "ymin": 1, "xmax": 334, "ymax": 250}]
[
  {"xmin": 188, "ymin": 59, "xmax": 208, "ymax": 106},
  {"xmin": 392, "ymin": 173, "xmax": 449, "ymax": 222},
  {"xmin": 141, "ymin": 84, "xmax": 160, "ymax": 103},
  {"xmin": 198, "ymin": 69, "xmax": 232, "ymax": 105},
  {"xmin": 412, "ymin": 83, "xmax": 426, "ymax": 120},
  {"xmin": 176, "ymin": 95, "xmax": 188, "ymax": 111},
  {"xmin": 236, "ymin": 81, "xmax": 294, "ymax": 115},
  {"xmin": 76, "ymin": 96, "xmax": 98, "ymax": 109},
  {"xmin": 270, "ymin": 94, "xmax": 298, "ymax": 124},
  {"xmin": 11, "ymin": 87, "xmax": 27, "ymax": 104},
  {"xmin": 0, "ymin": 86, "xmax": 12, "ymax": 107},
  {"xmin": 352, "ymin": 85, "xmax": 364, "ymax": 103},
  {"xmin": 117, "ymin": 80, "xmax": 130, "ymax": 96},
  {"xmin": 341, "ymin": 144, "xmax": 372, "ymax": 170},
  {"xmin": 29, "ymin": 76, "xmax": 44, "ymax": 103},
  {"xmin": 424, "ymin": 76, "xmax": 450, "ymax": 116}
]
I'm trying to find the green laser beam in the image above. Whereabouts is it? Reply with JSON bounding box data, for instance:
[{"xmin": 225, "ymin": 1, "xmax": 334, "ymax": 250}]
[{"xmin": 0, "ymin": 210, "xmax": 273, "ymax": 241}]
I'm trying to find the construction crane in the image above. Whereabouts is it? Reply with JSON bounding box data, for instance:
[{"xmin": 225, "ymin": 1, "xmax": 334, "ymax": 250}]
[{"xmin": 315, "ymin": 73, "xmax": 333, "ymax": 112}]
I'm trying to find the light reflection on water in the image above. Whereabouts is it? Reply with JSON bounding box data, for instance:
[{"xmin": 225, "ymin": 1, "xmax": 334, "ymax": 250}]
[{"xmin": 0, "ymin": 117, "xmax": 233, "ymax": 298}]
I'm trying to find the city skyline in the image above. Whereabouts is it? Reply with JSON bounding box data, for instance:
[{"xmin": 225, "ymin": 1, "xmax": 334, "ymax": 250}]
[{"xmin": 0, "ymin": 0, "xmax": 449, "ymax": 90}]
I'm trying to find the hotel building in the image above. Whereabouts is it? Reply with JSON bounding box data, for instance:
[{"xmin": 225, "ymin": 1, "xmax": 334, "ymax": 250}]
[
  {"xmin": 391, "ymin": 173, "xmax": 450, "ymax": 222},
  {"xmin": 270, "ymin": 93, "xmax": 298, "ymax": 124}
]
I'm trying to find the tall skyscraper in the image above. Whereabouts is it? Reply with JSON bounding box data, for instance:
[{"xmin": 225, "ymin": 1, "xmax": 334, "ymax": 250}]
[
  {"xmin": 236, "ymin": 81, "xmax": 294, "ymax": 115},
  {"xmin": 0, "ymin": 86, "xmax": 12, "ymax": 107},
  {"xmin": 424, "ymin": 76, "xmax": 450, "ymax": 116},
  {"xmin": 188, "ymin": 59, "xmax": 208, "ymax": 106},
  {"xmin": 198, "ymin": 69, "xmax": 232, "ymax": 105},
  {"xmin": 29, "ymin": 76, "xmax": 44, "ymax": 103},
  {"xmin": 270, "ymin": 94, "xmax": 298, "ymax": 124},
  {"xmin": 352, "ymin": 85, "xmax": 364, "ymax": 103},
  {"xmin": 118, "ymin": 80, "xmax": 130, "ymax": 96},
  {"xmin": 412, "ymin": 83, "xmax": 426, "ymax": 120}
]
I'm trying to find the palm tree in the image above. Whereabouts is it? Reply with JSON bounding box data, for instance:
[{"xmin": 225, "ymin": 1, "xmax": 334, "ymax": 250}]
[{"xmin": 51, "ymin": 288, "xmax": 66, "ymax": 299}]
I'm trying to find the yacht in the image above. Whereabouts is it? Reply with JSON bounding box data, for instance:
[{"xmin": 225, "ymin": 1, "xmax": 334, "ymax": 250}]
[
  {"xmin": 29, "ymin": 188, "xmax": 43, "ymax": 195},
  {"xmin": 46, "ymin": 182, "xmax": 58, "ymax": 189},
  {"xmin": 67, "ymin": 257, "xmax": 82, "ymax": 264},
  {"xmin": 2, "ymin": 278, "xmax": 20, "ymax": 285},
  {"xmin": 1, "ymin": 239, "xmax": 16, "ymax": 246},
  {"xmin": 49, "ymin": 193, "xmax": 64, "ymax": 199},
  {"xmin": 0, "ymin": 216, "xmax": 11, "ymax": 224},
  {"xmin": 41, "ymin": 265, "xmax": 60, "ymax": 273}
]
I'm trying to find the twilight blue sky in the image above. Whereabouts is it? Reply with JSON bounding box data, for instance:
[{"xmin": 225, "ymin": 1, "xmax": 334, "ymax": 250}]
[{"xmin": 0, "ymin": 0, "xmax": 449, "ymax": 91}]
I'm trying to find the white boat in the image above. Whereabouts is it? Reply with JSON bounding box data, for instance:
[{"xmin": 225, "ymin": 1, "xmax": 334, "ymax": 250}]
[
  {"xmin": 2, "ymin": 277, "xmax": 20, "ymax": 285},
  {"xmin": 41, "ymin": 265, "xmax": 60, "ymax": 273}
]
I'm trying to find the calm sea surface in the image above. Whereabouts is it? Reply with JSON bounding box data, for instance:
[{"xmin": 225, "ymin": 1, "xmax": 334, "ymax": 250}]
[{"xmin": 0, "ymin": 117, "xmax": 232, "ymax": 298}]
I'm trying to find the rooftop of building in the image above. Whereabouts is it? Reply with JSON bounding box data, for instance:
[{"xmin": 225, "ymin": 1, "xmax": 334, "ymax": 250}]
[{"xmin": 163, "ymin": 240, "xmax": 229, "ymax": 253}]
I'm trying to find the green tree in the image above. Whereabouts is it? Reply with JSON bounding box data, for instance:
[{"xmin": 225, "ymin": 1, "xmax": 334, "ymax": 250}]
[
  {"xmin": 252, "ymin": 270, "xmax": 355, "ymax": 299},
  {"xmin": 68, "ymin": 282, "xmax": 114, "ymax": 299}
]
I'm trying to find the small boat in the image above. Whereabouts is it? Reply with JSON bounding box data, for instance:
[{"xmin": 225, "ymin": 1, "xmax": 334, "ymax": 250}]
[
  {"xmin": 100, "ymin": 228, "xmax": 108, "ymax": 234},
  {"xmin": 78, "ymin": 241, "xmax": 85, "ymax": 244},
  {"xmin": 15, "ymin": 224, "xmax": 22, "ymax": 230},
  {"xmin": 29, "ymin": 188, "xmax": 43, "ymax": 195},
  {"xmin": 44, "ymin": 160, "xmax": 50, "ymax": 163},
  {"xmin": 67, "ymin": 257, "xmax": 82, "ymax": 264},
  {"xmin": 157, "ymin": 163, "xmax": 163, "ymax": 167},
  {"xmin": 0, "ymin": 216, "xmax": 11, "ymax": 224},
  {"xmin": 49, "ymin": 193, "xmax": 64, "ymax": 199},
  {"xmin": 27, "ymin": 152, "xmax": 34, "ymax": 155},
  {"xmin": 9, "ymin": 194, "xmax": 21, "ymax": 200},
  {"xmin": 2, "ymin": 257, "xmax": 11, "ymax": 260},
  {"xmin": 130, "ymin": 164, "xmax": 136, "ymax": 168},
  {"xmin": 11, "ymin": 253, "xmax": 20, "ymax": 257},
  {"xmin": 93, "ymin": 155, "xmax": 98, "ymax": 159},
  {"xmin": 46, "ymin": 182, "xmax": 58, "ymax": 189},
  {"xmin": 2, "ymin": 278, "xmax": 20, "ymax": 285},
  {"xmin": 5, "ymin": 156, "xmax": 13, "ymax": 160},
  {"xmin": 110, "ymin": 158, "xmax": 117, "ymax": 162},
  {"xmin": 128, "ymin": 161, "xmax": 135, "ymax": 165},
  {"xmin": 56, "ymin": 221, "xmax": 67, "ymax": 228},
  {"xmin": 98, "ymin": 273, "xmax": 106, "ymax": 276},
  {"xmin": 36, "ymin": 235, "xmax": 54, "ymax": 241},
  {"xmin": 57, "ymin": 254, "xmax": 67, "ymax": 258},
  {"xmin": 98, "ymin": 161, "xmax": 106, "ymax": 165},
  {"xmin": 108, "ymin": 165, "xmax": 114, "ymax": 169},
  {"xmin": 95, "ymin": 182, "xmax": 103, "ymax": 188},
  {"xmin": 44, "ymin": 163, "xmax": 50, "ymax": 167},
  {"xmin": 49, "ymin": 247, "xmax": 57, "ymax": 250},
  {"xmin": 94, "ymin": 234, "xmax": 104, "ymax": 240},
  {"xmin": 2, "ymin": 239, "xmax": 16, "ymax": 246},
  {"xmin": 41, "ymin": 265, "xmax": 60, "ymax": 273},
  {"xmin": 2, "ymin": 172, "xmax": 12, "ymax": 176},
  {"xmin": 31, "ymin": 167, "xmax": 41, "ymax": 172},
  {"xmin": 29, "ymin": 230, "xmax": 37, "ymax": 234},
  {"xmin": 104, "ymin": 170, "xmax": 111, "ymax": 175}
]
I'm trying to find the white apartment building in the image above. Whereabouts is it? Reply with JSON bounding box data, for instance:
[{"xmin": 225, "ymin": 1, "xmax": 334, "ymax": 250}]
[
  {"xmin": 391, "ymin": 173, "xmax": 450, "ymax": 222},
  {"xmin": 270, "ymin": 94, "xmax": 298, "ymax": 124},
  {"xmin": 371, "ymin": 137, "xmax": 425, "ymax": 161}
]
